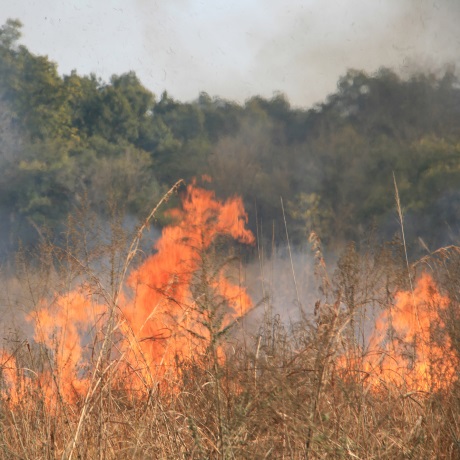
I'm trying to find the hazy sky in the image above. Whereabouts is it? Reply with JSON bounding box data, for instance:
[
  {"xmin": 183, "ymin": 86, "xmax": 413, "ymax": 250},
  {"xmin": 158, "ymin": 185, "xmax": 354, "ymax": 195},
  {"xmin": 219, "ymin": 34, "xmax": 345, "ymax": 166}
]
[{"xmin": 2, "ymin": 0, "xmax": 460, "ymax": 107}]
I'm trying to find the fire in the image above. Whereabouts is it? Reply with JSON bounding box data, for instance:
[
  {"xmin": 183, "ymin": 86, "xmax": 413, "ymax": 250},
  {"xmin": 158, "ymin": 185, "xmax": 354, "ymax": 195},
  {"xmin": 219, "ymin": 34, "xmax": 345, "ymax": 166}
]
[
  {"xmin": 1, "ymin": 352, "xmax": 22, "ymax": 405},
  {"xmin": 28, "ymin": 289, "xmax": 103, "ymax": 404},
  {"xmin": 342, "ymin": 273, "xmax": 457, "ymax": 392},
  {"xmin": 120, "ymin": 181, "xmax": 255, "ymax": 387},
  {"xmin": 0, "ymin": 181, "xmax": 254, "ymax": 404}
]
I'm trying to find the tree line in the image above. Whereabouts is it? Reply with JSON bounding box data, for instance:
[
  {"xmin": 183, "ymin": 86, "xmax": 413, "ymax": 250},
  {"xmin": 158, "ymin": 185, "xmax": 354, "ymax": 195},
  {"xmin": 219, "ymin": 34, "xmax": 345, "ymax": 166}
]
[{"xmin": 1, "ymin": 19, "xmax": 459, "ymax": 256}]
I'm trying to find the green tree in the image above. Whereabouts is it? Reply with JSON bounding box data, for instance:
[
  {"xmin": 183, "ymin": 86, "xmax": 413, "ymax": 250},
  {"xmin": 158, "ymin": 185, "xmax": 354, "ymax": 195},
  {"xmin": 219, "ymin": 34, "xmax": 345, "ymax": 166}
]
[{"xmin": 0, "ymin": 21, "xmax": 73, "ymax": 140}]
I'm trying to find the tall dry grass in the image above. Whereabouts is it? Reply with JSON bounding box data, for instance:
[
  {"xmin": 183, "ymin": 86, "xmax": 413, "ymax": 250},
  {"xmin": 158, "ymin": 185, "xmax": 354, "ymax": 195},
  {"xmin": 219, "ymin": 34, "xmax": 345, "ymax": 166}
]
[{"xmin": 0, "ymin": 191, "xmax": 459, "ymax": 459}]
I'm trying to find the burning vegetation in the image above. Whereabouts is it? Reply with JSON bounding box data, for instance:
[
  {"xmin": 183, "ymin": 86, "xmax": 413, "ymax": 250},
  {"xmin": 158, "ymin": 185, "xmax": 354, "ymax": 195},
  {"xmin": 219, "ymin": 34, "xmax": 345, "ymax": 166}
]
[
  {"xmin": 1, "ymin": 15, "xmax": 460, "ymax": 460},
  {"xmin": 350, "ymin": 272, "xmax": 456, "ymax": 392},
  {"xmin": 3, "ymin": 181, "xmax": 254, "ymax": 405},
  {"xmin": 0, "ymin": 183, "xmax": 459, "ymax": 459}
]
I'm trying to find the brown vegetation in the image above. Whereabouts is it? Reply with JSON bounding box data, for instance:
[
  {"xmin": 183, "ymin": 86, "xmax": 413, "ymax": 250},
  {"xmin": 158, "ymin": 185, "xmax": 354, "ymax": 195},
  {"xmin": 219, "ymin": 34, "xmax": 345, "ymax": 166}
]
[{"xmin": 0, "ymin": 185, "xmax": 459, "ymax": 460}]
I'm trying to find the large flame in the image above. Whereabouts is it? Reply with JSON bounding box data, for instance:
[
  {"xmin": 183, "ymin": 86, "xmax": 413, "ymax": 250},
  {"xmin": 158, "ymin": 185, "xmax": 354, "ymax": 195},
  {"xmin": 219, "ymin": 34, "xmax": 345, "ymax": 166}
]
[
  {"xmin": 1, "ymin": 181, "xmax": 254, "ymax": 405},
  {"xmin": 120, "ymin": 181, "xmax": 255, "ymax": 387},
  {"xmin": 342, "ymin": 273, "xmax": 457, "ymax": 392}
]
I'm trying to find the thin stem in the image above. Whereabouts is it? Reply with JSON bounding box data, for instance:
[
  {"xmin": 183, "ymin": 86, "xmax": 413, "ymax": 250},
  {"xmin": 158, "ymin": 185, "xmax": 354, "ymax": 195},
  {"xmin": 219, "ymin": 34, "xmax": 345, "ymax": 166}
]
[
  {"xmin": 393, "ymin": 172, "xmax": 420, "ymax": 331},
  {"xmin": 281, "ymin": 197, "xmax": 302, "ymax": 314}
]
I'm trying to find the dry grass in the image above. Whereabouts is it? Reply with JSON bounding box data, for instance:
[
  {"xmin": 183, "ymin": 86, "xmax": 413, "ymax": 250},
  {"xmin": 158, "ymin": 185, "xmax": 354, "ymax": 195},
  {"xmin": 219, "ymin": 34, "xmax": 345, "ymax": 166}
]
[{"xmin": 0, "ymin": 195, "xmax": 459, "ymax": 459}]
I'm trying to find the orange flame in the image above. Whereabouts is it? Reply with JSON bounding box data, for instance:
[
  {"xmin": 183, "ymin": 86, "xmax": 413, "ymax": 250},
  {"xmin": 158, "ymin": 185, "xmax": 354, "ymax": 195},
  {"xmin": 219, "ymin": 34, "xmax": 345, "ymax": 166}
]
[
  {"xmin": 121, "ymin": 182, "xmax": 254, "ymax": 387},
  {"xmin": 28, "ymin": 289, "xmax": 103, "ymax": 404},
  {"xmin": 1, "ymin": 182, "xmax": 254, "ymax": 404},
  {"xmin": 341, "ymin": 273, "xmax": 457, "ymax": 392},
  {"xmin": 1, "ymin": 352, "xmax": 22, "ymax": 405}
]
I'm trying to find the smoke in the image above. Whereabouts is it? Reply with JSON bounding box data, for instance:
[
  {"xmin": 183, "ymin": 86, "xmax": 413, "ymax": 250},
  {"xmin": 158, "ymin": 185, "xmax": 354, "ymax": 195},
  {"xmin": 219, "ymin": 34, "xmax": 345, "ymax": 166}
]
[
  {"xmin": 117, "ymin": 0, "xmax": 460, "ymax": 106},
  {"xmin": 248, "ymin": 0, "xmax": 460, "ymax": 106},
  {"xmin": 0, "ymin": 95, "xmax": 23, "ymax": 258},
  {"xmin": 3, "ymin": 0, "xmax": 459, "ymax": 107},
  {"xmin": 244, "ymin": 244, "xmax": 321, "ymax": 329}
]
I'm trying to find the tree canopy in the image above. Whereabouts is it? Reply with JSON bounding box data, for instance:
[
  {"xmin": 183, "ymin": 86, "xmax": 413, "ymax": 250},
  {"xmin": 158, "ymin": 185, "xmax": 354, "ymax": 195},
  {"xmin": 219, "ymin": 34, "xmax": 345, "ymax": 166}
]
[{"xmin": 1, "ymin": 19, "xmax": 459, "ymax": 256}]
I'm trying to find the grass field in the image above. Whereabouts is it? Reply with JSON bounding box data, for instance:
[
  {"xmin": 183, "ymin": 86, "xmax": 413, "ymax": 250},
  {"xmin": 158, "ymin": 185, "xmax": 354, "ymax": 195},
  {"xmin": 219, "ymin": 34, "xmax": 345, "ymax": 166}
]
[{"xmin": 0, "ymin": 183, "xmax": 459, "ymax": 459}]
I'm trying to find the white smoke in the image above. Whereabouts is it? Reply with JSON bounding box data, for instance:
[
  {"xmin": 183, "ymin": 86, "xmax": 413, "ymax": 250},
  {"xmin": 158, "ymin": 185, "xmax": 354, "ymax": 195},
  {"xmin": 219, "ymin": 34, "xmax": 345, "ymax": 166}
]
[{"xmin": 2, "ymin": 0, "xmax": 459, "ymax": 107}]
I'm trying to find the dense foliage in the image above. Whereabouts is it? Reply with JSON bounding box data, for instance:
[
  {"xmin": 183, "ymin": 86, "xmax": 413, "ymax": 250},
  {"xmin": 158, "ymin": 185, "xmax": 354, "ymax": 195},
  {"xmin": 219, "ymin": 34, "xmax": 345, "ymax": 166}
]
[{"xmin": 1, "ymin": 19, "xmax": 459, "ymax": 255}]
